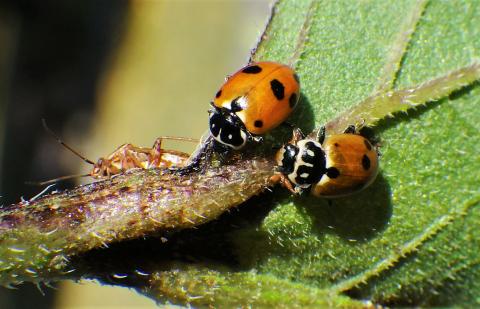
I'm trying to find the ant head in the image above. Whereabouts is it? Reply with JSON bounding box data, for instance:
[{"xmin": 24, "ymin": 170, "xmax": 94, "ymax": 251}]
[{"xmin": 90, "ymin": 158, "xmax": 107, "ymax": 178}]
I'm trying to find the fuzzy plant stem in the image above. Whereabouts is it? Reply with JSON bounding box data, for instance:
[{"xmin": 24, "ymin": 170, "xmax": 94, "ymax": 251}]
[
  {"xmin": 0, "ymin": 155, "xmax": 274, "ymax": 286},
  {"xmin": 325, "ymin": 63, "xmax": 480, "ymax": 134}
]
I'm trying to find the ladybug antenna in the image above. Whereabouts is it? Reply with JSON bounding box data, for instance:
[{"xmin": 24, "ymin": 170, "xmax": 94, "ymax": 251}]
[
  {"xmin": 26, "ymin": 173, "xmax": 90, "ymax": 186},
  {"xmin": 42, "ymin": 118, "xmax": 95, "ymax": 165}
]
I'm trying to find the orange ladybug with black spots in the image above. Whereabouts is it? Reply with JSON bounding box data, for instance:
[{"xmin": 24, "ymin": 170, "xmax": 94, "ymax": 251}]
[
  {"xmin": 209, "ymin": 61, "xmax": 300, "ymax": 149},
  {"xmin": 272, "ymin": 125, "xmax": 379, "ymax": 198}
]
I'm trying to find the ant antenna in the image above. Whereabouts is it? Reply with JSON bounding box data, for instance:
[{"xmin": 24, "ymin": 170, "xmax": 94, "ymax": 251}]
[
  {"xmin": 157, "ymin": 136, "xmax": 199, "ymax": 143},
  {"xmin": 26, "ymin": 173, "xmax": 90, "ymax": 186},
  {"xmin": 42, "ymin": 118, "xmax": 95, "ymax": 165}
]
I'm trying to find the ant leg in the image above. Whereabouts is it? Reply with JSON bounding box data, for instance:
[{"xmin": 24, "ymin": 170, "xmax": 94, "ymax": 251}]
[
  {"xmin": 151, "ymin": 136, "xmax": 196, "ymax": 153},
  {"xmin": 123, "ymin": 144, "xmax": 148, "ymax": 169},
  {"xmin": 151, "ymin": 135, "xmax": 198, "ymax": 166},
  {"xmin": 107, "ymin": 144, "xmax": 145, "ymax": 173},
  {"xmin": 152, "ymin": 137, "xmax": 163, "ymax": 151},
  {"xmin": 155, "ymin": 136, "xmax": 198, "ymax": 143},
  {"xmin": 151, "ymin": 137, "xmax": 164, "ymax": 167}
]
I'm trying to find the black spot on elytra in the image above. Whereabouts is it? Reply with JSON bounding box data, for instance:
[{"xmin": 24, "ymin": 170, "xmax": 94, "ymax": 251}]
[
  {"xmin": 362, "ymin": 154, "xmax": 371, "ymax": 170},
  {"xmin": 293, "ymin": 73, "xmax": 300, "ymax": 84},
  {"xmin": 334, "ymin": 143, "xmax": 339, "ymax": 147},
  {"xmin": 364, "ymin": 139, "xmax": 372, "ymax": 151},
  {"xmin": 326, "ymin": 167, "xmax": 340, "ymax": 179},
  {"xmin": 242, "ymin": 65, "xmax": 262, "ymax": 74},
  {"xmin": 215, "ymin": 90, "xmax": 222, "ymax": 98},
  {"xmin": 270, "ymin": 79, "xmax": 285, "ymax": 100},
  {"xmin": 289, "ymin": 93, "xmax": 298, "ymax": 108},
  {"xmin": 254, "ymin": 120, "xmax": 263, "ymax": 128}
]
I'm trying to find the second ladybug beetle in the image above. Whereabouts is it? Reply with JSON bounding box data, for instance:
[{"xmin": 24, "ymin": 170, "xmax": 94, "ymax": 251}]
[
  {"xmin": 209, "ymin": 61, "xmax": 300, "ymax": 149},
  {"xmin": 272, "ymin": 126, "xmax": 379, "ymax": 198}
]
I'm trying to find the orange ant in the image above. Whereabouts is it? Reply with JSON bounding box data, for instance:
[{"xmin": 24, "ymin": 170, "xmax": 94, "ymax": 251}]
[{"xmin": 36, "ymin": 119, "xmax": 198, "ymax": 185}]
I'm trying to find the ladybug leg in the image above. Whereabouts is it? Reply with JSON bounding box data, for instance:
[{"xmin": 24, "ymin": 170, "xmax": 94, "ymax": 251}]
[
  {"xmin": 251, "ymin": 135, "xmax": 263, "ymax": 143},
  {"xmin": 208, "ymin": 102, "xmax": 221, "ymax": 114},
  {"xmin": 179, "ymin": 135, "xmax": 216, "ymax": 175},
  {"xmin": 270, "ymin": 174, "xmax": 298, "ymax": 195},
  {"xmin": 375, "ymin": 143, "xmax": 382, "ymax": 158},
  {"xmin": 343, "ymin": 124, "xmax": 357, "ymax": 134},
  {"xmin": 316, "ymin": 126, "xmax": 326, "ymax": 144},
  {"xmin": 290, "ymin": 128, "xmax": 305, "ymax": 144},
  {"xmin": 293, "ymin": 186, "xmax": 305, "ymax": 195},
  {"xmin": 269, "ymin": 174, "xmax": 281, "ymax": 185},
  {"xmin": 212, "ymin": 140, "xmax": 233, "ymax": 163}
]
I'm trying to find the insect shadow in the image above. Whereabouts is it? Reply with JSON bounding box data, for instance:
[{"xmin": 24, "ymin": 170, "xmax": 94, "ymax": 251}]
[
  {"xmin": 288, "ymin": 92, "xmax": 316, "ymax": 134},
  {"xmin": 261, "ymin": 92, "xmax": 315, "ymax": 152},
  {"xmin": 294, "ymin": 172, "xmax": 392, "ymax": 242}
]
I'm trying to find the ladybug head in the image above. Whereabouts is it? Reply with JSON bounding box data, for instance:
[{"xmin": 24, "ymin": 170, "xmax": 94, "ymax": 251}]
[
  {"xmin": 275, "ymin": 143, "xmax": 298, "ymax": 175},
  {"xmin": 209, "ymin": 106, "xmax": 249, "ymax": 150}
]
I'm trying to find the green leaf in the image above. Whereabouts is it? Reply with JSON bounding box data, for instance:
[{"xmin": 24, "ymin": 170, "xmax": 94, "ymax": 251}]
[
  {"xmin": 152, "ymin": 0, "xmax": 479, "ymax": 306},
  {"xmin": 244, "ymin": 0, "xmax": 480, "ymax": 306}
]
